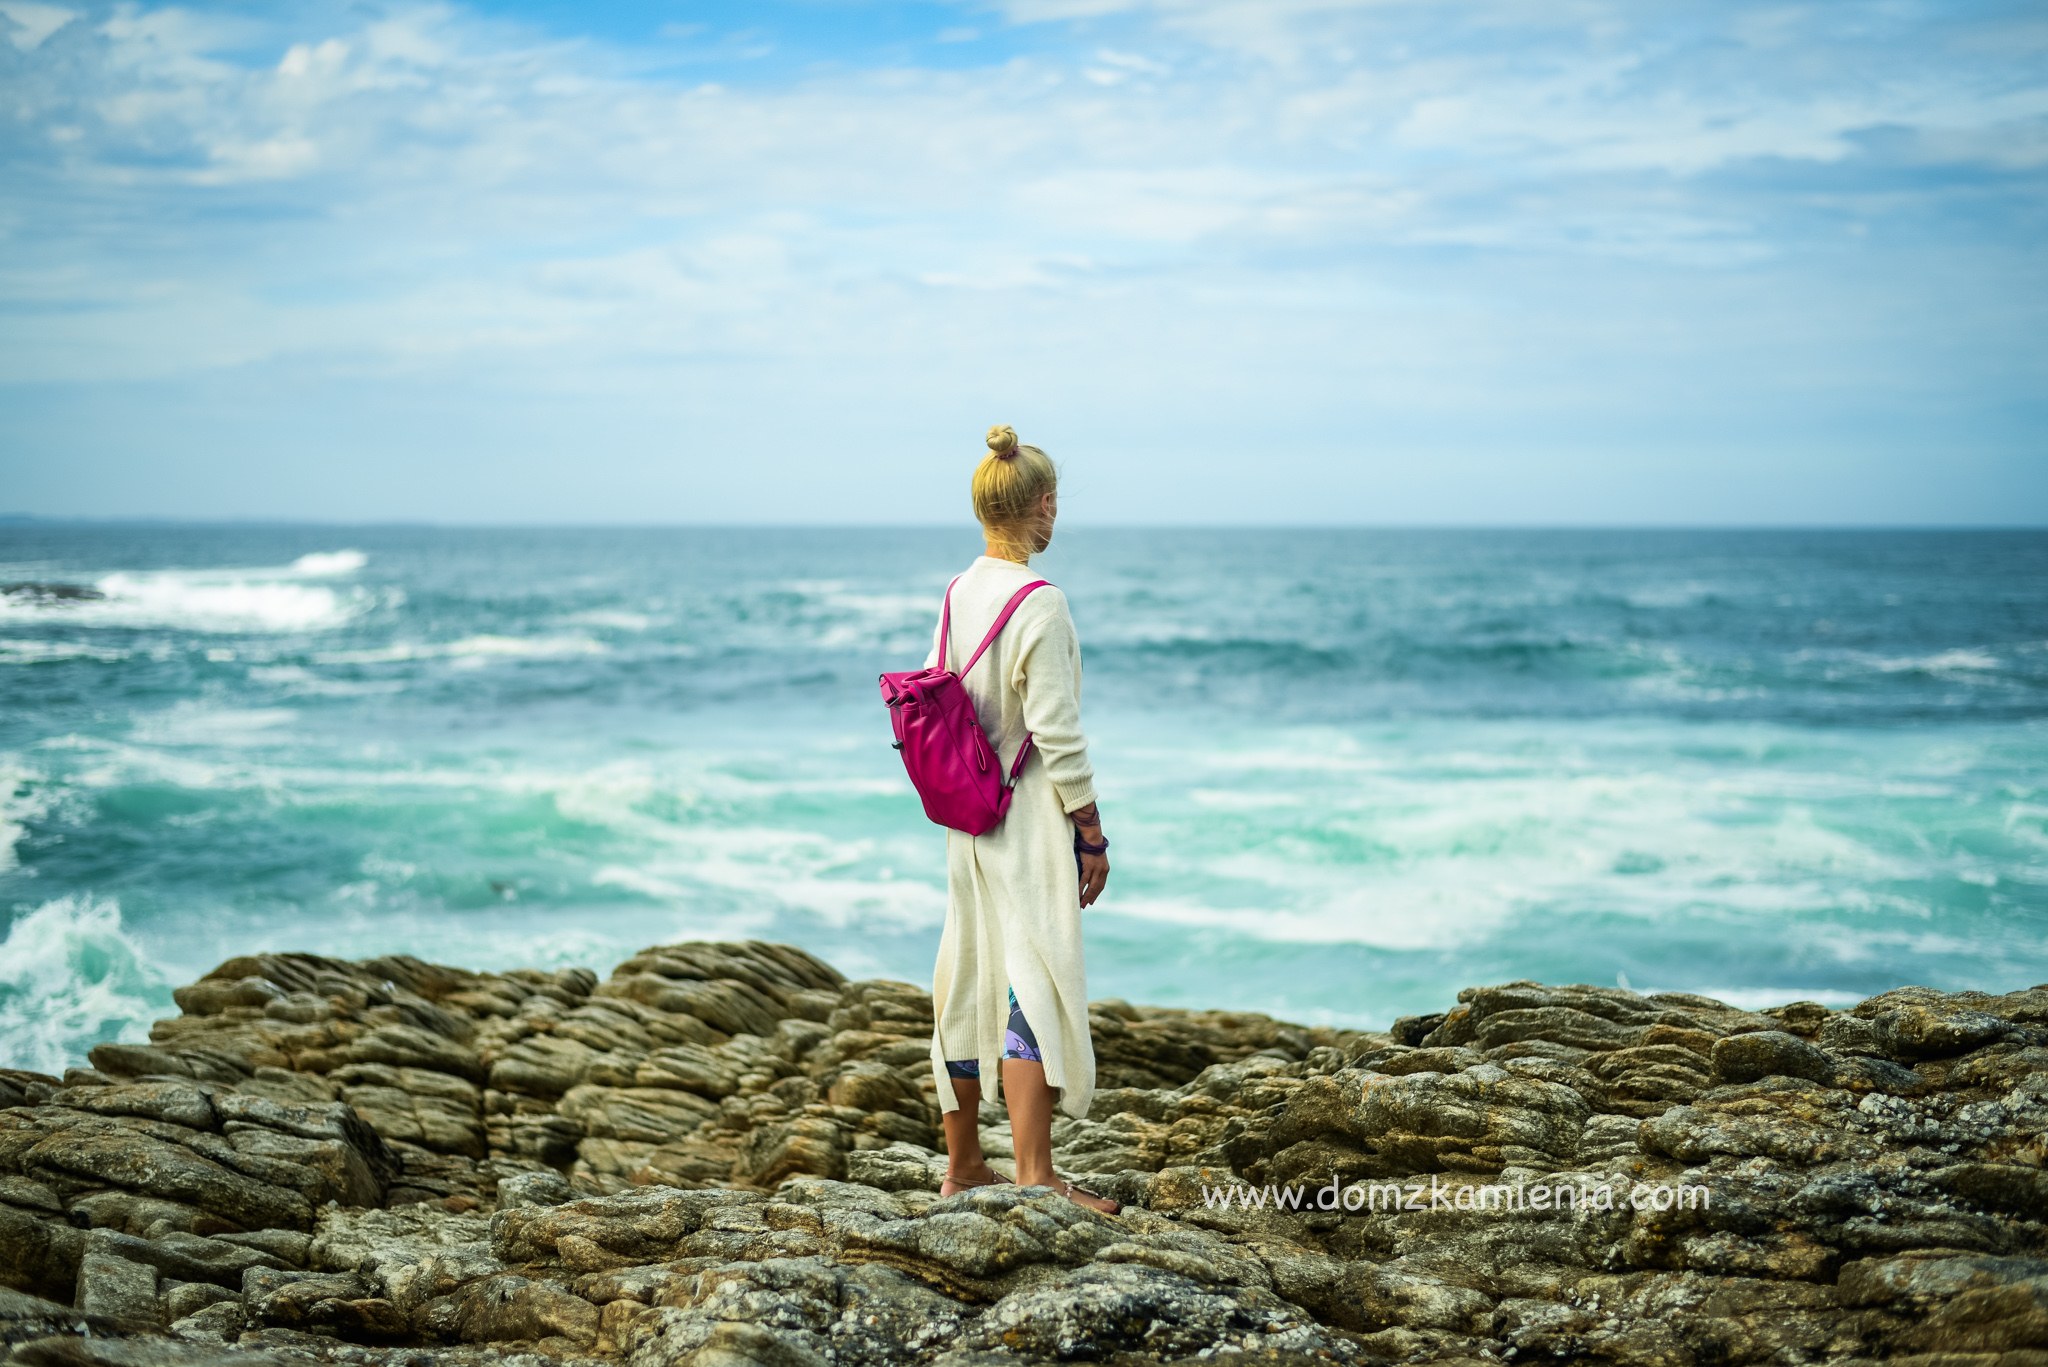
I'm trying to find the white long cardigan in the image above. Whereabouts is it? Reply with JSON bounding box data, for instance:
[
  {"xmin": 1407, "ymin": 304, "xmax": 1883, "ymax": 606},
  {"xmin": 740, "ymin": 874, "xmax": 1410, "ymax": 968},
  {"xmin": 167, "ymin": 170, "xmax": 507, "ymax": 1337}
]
[{"xmin": 922, "ymin": 554, "xmax": 1099, "ymax": 1121}]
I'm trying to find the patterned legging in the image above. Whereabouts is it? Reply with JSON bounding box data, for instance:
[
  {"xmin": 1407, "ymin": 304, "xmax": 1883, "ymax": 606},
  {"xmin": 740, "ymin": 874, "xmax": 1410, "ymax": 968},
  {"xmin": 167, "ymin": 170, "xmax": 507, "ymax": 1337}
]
[{"xmin": 944, "ymin": 986, "xmax": 1043, "ymax": 1078}]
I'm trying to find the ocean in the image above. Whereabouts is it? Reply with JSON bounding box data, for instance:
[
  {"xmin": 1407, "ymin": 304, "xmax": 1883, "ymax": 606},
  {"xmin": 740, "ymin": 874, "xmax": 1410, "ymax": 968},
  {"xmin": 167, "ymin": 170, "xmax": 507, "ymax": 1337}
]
[{"xmin": 2, "ymin": 524, "xmax": 2044, "ymax": 1075}]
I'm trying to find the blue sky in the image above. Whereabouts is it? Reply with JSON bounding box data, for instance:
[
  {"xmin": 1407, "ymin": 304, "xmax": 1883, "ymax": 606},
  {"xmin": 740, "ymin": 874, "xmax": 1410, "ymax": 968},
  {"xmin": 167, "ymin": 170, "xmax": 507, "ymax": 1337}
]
[{"xmin": 0, "ymin": 0, "xmax": 2042, "ymax": 524}]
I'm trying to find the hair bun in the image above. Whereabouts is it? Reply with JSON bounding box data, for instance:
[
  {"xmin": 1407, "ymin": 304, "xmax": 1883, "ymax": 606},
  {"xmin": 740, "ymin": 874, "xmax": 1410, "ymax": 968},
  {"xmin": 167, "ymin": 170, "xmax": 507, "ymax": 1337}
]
[{"xmin": 985, "ymin": 424, "xmax": 1019, "ymax": 459}]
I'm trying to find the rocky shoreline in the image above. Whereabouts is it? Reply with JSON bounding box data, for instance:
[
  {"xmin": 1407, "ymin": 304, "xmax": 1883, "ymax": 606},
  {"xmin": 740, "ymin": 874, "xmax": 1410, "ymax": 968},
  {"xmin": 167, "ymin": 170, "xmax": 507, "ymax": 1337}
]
[{"xmin": 0, "ymin": 941, "xmax": 2042, "ymax": 1366}]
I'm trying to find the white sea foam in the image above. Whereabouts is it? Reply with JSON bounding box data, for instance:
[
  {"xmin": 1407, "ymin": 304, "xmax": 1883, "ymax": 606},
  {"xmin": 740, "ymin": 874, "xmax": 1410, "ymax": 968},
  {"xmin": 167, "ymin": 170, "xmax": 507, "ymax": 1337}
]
[
  {"xmin": 14, "ymin": 707, "xmax": 2026, "ymax": 1041},
  {"xmin": 563, "ymin": 610, "xmax": 656, "ymax": 632},
  {"xmin": 1792, "ymin": 646, "xmax": 2004, "ymax": 678},
  {"xmin": 33, "ymin": 747, "xmax": 934, "ymax": 943},
  {"xmin": 0, "ymin": 759, "xmax": 48, "ymax": 874},
  {"xmin": 288, "ymin": 549, "xmax": 368, "ymax": 577},
  {"xmin": 785, "ymin": 580, "xmax": 936, "ymax": 650},
  {"xmin": 0, "ymin": 551, "xmax": 374, "ymax": 634},
  {"xmin": 0, "ymin": 638, "xmax": 130, "ymax": 664},
  {"xmin": 1874, "ymin": 649, "xmax": 2000, "ymax": 673},
  {"xmin": 1159, "ymin": 739, "xmax": 1388, "ymax": 776},
  {"xmin": 52, "ymin": 736, "xmax": 266, "ymax": 794},
  {"xmin": 2006, "ymin": 801, "xmax": 2048, "ymax": 854},
  {"xmin": 553, "ymin": 762, "xmax": 947, "ymax": 929},
  {"xmin": 1186, "ymin": 789, "xmax": 1306, "ymax": 809},
  {"xmin": 95, "ymin": 573, "xmax": 360, "ymax": 633},
  {"xmin": 1092, "ymin": 620, "xmax": 1221, "ymax": 646},
  {"xmin": 1101, "ymin": 724, "xmax": 1937, "ymax": 950},
  {"xmin": 684, "ymin": 853, "xmax": 947, "ymax": 930},
  {"xmin": 0, "ymin": 896, "xmax": 175, "ymax": 1076},
  {"xmin": 444, "ymin": 634, "xmax": 608, "ymax": 664},
  {"xmin": 309, "ymin": 643, "xmax": 428, "ymax": 665},
  {"xmin": 313, "ymin": 633, "xmax": 609, "ymax": 666},
  {"xmin": 129, "ymin": 704, "xmax": 299, "ymax": 748},
  {"xmin": 592, "ymin": 866, "xmax": 693, "ymax": 900}
]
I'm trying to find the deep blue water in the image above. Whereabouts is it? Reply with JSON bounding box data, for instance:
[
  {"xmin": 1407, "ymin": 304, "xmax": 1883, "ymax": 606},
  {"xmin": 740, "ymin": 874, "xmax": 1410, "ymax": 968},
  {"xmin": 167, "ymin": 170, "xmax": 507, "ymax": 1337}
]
[{"xmin": 2, "ymin": 524, "xmax": 2044, "ymax": 1073}]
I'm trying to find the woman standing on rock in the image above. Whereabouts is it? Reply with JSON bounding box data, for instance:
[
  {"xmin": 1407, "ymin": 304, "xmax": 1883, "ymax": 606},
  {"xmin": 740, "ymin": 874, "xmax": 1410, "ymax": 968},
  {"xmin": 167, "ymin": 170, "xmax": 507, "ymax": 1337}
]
[{"xmin": 925, "ymin": 424, "xmax": 1120, "ymax": 1214}]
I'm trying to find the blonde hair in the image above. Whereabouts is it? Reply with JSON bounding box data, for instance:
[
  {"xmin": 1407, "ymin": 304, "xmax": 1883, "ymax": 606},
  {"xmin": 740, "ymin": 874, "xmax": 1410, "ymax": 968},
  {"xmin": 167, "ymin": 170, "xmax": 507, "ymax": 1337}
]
[{"xmin": 972, "ymin": 424, "xmax": 1058, "ymax": 560}]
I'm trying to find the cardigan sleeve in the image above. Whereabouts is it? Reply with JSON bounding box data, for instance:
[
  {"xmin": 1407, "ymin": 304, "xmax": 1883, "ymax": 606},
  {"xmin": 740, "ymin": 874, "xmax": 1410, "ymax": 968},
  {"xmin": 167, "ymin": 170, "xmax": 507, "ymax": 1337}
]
[{"xmin": 1010, "ymin": 588, "xmax": 1098, "ymax": 814}]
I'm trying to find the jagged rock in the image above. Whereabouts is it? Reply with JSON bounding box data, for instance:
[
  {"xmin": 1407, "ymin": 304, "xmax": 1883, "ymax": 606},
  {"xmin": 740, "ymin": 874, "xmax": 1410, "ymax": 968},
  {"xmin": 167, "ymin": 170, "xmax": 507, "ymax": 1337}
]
[
  {"xmin": 496, "ymin": 1170, "xmax": 575, "ymax": 1210},
  {"xmin": 0, "ymin": 1285, "xmax": 98, "ymax": 1344},
  {"xmin": 626, "ymin": 1318, "xmax": 830, "ymax": 1367},
  {"xmin": 12, "ymin": 1337, "xmax": 278, "ymax": 1367},
  {"xmin": 963, "ymin": 1262, "xmax": 1354, "ymax": 1360},
  {"xmin": 493, "ymin": 1185, "xmax": 764, "ymax": 1268},
  {"xmin": 73, "ymin": 1228, "xmax": 284, "ymax": 1289},
  {"xmin": 159, "ymin": 1281, "xmax": 237, "ymax": 1321},
  {"xmin": 1711, "ymin": 1030, "xmax": 1835, "ymax": 1085},
  {"xmin": 242, "ymin": 1266, "xmax": 407, "ymax": 1339},
  {"xmin": 560, "ymin": 1085, "xmax": 721, "ymax": 1145},
  {"xmin": 1856, "ymin": 986, "xmax": 2030, "ymax": 1060},
  {"xmin": 57, "ymin": 1084, "xmax": 222, "ymax": 1132},
  {"xmin": 1, "ymin": 941, "xmax": 2042, "ymax": 1365},
  {"xmin": 0, "ymin": 1070, "xmax": 61, "ymax": 1110},
  {"xmin": 214, "ymin": 1229, "xmax": 311, "ymax": 1266},
  {"xmin": 163, "ymin": 1299, "xmax": 246, "ymax": 1345},
  {"xmin": 0, "ymin": 581, "xmax": 104, "ymax": 602},
  {"xmin": 0, "ymin": 1199, "xmax": 89, "ymax": 1301},
  {"xmin": 829, "ymin": 1182, "xmax": 1127, "ymax": 1297},
  {"xmin": 843, "ymin": 1144, "xmax": 947, "ymax": 1194},
  {"xmin": 75, "ymin": 1242, "xmax": 159, "ymax": 1327},
  {"xmin": 24, "ymin": 1120, "xmax": 315, "ymax": 1231},
  {"xmin": 330, "ymin": 1064, "xmax": 485, "ymax": 1157},
  {"xmin": 453, "ymin": 1273, "xmax": 598, "ymax": 1347},
  {"xmin": 308, "ymin": 1203, "xmax": 504, "ymax": 1329}
]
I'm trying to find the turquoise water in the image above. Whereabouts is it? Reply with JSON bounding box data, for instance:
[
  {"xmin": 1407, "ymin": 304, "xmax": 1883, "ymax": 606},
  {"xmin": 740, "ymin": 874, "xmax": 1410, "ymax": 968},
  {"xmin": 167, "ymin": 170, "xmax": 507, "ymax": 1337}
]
[{"xmin": 2, "ymin": 525, "xmax": 2044, "ymax": 1074}]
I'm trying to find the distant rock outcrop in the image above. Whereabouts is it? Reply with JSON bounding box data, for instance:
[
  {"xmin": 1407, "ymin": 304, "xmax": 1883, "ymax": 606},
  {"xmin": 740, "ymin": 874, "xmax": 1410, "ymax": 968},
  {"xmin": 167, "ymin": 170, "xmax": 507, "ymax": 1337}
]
[
  {"xmin": 0, "ymin": 942, "xmax": 2042, "ymax": 1365},
  {"xmin": 0, "ymin": 582, "xmax": 104, "ymax": 603}
]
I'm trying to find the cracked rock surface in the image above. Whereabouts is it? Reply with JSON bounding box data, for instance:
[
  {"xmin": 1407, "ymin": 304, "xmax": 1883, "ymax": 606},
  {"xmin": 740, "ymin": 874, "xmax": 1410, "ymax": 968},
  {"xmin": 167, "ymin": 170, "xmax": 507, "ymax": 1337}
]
[{"xmin": 1, "ymin": 942, "xmax": 2043, "ymax": 1365}]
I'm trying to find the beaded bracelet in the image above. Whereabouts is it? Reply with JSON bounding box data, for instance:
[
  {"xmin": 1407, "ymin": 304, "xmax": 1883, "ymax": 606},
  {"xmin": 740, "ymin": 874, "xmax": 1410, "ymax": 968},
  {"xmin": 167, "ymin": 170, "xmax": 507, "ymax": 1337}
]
[{"xmin": 1072, "ymin": 832, "xmax": 1109, "ymax": 855}]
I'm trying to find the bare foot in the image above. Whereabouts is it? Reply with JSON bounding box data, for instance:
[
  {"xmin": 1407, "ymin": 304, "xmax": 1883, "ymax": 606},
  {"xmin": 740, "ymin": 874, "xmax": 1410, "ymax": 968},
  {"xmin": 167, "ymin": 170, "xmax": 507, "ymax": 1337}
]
[
  {"xmin": 1058, "ymin": 1179, "xmax": 1122, "ymax": 1215},
  {"xmin": 939, "ymin": 1161, "xmax": 1010, "ymax": 1197}
]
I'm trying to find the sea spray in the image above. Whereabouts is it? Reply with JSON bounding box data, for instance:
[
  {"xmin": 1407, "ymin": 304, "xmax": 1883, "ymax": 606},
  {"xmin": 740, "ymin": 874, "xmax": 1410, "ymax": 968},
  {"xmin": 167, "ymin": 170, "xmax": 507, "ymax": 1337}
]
[
  {"xmin": 0, "ymin": 896, "xmax": 173, "ymax": 1076},
  {"xmin": 1, "ymin": 524, "xmax": 2043, "ymax": 1071},
  {"xmin": 0, "ymin": 759, "xmax": 46, "ymax": 874}
]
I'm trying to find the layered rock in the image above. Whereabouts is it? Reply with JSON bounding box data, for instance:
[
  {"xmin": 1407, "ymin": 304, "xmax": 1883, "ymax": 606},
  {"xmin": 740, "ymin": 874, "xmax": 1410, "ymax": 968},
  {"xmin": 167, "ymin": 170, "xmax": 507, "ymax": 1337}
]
[{"xmin": 0, "ymin": 944, "xmax": 2042, "ymax": 1366}]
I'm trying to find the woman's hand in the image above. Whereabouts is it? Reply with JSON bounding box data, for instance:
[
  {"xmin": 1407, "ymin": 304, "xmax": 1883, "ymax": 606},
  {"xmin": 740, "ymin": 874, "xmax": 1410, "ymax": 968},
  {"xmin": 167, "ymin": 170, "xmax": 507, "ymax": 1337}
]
[
  {"xmin": 1077, "ymin": 849, "xmax": 1110, "ymax": 908},
  {"xmin": 1070, "ymin": 803, "xmax": 1109, "ymax": 908}
]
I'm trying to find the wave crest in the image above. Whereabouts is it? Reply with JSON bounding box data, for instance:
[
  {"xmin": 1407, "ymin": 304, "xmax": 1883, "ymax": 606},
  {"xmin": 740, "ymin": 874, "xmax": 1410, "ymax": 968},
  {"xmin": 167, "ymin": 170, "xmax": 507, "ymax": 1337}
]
[
  {"xmin": 0, "ymin": 550, "xmax": 373, "ymax": 634},
  {"xmin": 0, "ymin": 896, "xmax": 173, "ymax": 1076},
  {"xmin": 289, "ymin": 549, "xmax": 368, "ymax": 577}
]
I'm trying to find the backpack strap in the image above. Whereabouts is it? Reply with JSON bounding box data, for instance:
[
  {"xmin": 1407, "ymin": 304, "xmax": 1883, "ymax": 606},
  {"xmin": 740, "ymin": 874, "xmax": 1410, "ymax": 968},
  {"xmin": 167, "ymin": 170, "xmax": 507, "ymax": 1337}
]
[
  {"xmin": 938, "ymin": 575, "xmax": 962, "ymax": 670},
  {"xmin": 1006, "ymin": 734, "xmax": 1036, "ymax": 788},
  {"xmin": 962, "ymin": 581, "xmax": 1051, "ymax": 679}
]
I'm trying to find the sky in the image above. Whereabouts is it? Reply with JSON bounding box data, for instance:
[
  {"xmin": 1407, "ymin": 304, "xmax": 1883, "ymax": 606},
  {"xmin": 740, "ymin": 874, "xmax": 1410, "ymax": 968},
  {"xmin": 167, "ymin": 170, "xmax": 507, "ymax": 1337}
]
[{"xmin": 0, "ymin": 0, "xmax": 2042, "ymax": 525}]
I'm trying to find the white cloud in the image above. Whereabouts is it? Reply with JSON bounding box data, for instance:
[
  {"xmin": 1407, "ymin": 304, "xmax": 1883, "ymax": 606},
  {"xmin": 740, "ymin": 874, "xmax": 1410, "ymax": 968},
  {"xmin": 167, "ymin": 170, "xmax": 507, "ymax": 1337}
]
[
  {"xmin": 0, "ymin": 1, "xmax": 76, "ymax": 50},
  {"xmin": 0, "ymin": 0, "xmax": 2040, "ymax": 522}
]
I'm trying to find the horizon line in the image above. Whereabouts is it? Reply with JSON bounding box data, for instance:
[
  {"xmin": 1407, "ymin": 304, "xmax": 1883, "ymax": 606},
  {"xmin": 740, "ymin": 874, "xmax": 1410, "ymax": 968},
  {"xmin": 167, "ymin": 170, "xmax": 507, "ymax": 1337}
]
[{"xmin": 3, "ymin": 515, "xmax": 2046, "ymax": 534}]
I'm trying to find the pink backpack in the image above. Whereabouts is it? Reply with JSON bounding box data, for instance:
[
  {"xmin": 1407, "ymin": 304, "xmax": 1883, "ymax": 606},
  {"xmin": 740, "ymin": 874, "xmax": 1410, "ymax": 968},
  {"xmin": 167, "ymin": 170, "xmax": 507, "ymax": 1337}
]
[{"xmin": 879, "ymin": 577, "xmax": 1050, "ymax": 835}]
